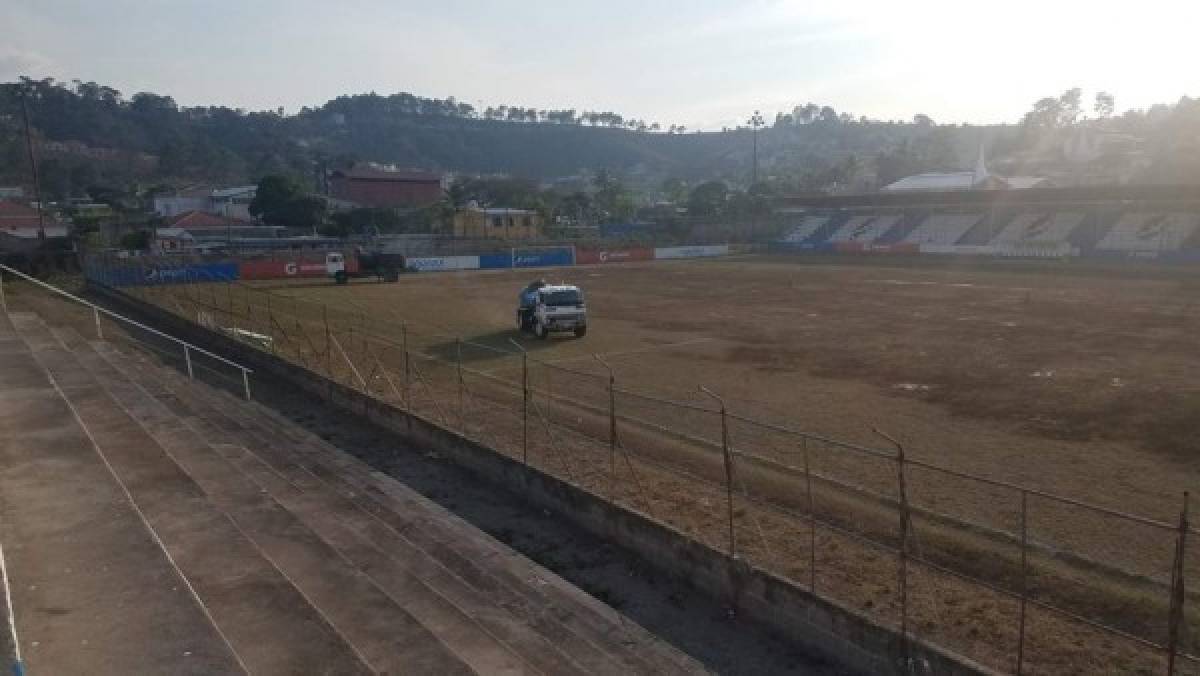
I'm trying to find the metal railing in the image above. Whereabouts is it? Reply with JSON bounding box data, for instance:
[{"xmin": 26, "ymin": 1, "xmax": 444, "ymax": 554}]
[{"xmin": 0, "ymin": 264, "xmax": 254, "ymax": 401}]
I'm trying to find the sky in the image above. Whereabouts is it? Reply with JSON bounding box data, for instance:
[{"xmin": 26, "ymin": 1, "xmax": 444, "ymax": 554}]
[{"xmin": 3, "ymin": 0, "xmax": 1199, "ymax": 130}]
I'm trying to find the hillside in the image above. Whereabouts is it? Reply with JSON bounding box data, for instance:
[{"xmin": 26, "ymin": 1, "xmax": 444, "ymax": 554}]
[{"xmin": 2, "ymin": 78, "xmax": 1198, "ymax": 200}]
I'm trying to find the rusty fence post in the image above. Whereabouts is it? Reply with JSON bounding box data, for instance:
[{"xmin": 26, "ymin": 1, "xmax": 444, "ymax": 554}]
[
  {"xmin": 700, "ymin": 386, "xmax": 736, "ymax": 558},
  {"xmin": 802, "ymin": 437, "xmax": 816, "ymax": 595},
  {"xmin": 265, "ymin": 293, "xmax": 276, "ymax": 355},
  {"xmin": 875, "ymin": 428, "xmax": 910, "ymax": 669},
  {"xmin": 521, "ymin": 349, "xmax": 529, "ymax": 464},
  {"xmin": 456, "ymin": 337, "xmax": 465, "ymax": 433},
  {"xmin": 1168, "ymin": 491, "xmax": 1190, "ymax": 676},
  {"xmin": 402, "ymin": 322, "xmax": 411, "ymax": 409},
  {"xmin": 595, "ymin": 355, "xmax": 617, "ymax": 495},
  {"xmin": 323, "ymin": 303, "xmax": 332, "ymax": 379},
  {"xmin": 1017, "ymin": 489, "xmax": 1029, "ymax": 675},
  {"xmin": 507, "ymin": 339, "xmax": 531, "ymax": 465}
]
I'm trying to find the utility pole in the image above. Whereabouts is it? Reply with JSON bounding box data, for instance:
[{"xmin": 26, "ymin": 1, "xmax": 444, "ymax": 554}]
[{"xmin": 20, "ymin": 86, "xmax": 46, "ymax": 240}]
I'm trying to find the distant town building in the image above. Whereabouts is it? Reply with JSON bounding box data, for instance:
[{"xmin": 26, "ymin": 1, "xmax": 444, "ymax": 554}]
[
  {"xmin": 154, "ymin": 211, "xmax": 287, "ymax": 252},
  {"xmin": 453, "ymin": 206, "xmax": 542, "ymax": 239},
  {"xmin": 0, "ymin": 200, "xmax": 68, "ymax": 252},
  {"xmin": 882, "ymin": 147, "xmax": 1046, "ymax": 193},
  {"xmin": 328, "ymin": 164, "xmax": 445, "ymax": 209},
  {"xmin": 152, "ymin": 185, "xmax": 257, "ymax": 220}
]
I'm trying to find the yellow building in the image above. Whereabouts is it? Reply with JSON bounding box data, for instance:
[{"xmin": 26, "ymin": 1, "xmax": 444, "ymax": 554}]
[{"xmin": 453, "ymin": 207, "xmax": 542, "ymax": 239}]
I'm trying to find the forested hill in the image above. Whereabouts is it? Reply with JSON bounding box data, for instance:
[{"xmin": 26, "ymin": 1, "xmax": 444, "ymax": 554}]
[
  {"xmin": 2, "ymin": 77, "xmax": 1198, "ymax": 199},
  {"xmin": 0, "ymin": 77, "xmax": 970, "ymax": 193}
]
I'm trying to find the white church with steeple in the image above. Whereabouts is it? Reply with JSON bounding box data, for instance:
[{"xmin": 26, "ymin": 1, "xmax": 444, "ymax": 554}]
[{"xmin": 881, "ymin": 145, "xmax": 1047, "ymax": 192}]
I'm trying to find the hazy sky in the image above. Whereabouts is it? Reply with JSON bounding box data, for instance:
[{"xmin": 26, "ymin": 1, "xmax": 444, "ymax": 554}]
[{"xmin": 3, "ymin": 0, "xmax": 1198, "ymax": 130}]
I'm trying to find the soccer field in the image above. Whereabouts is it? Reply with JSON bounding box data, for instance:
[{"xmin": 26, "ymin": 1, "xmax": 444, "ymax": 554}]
[
  {"xmin": 255, "ymin": 255, "xmax": 1200, "ymax": 519},
  {"xmin": 133, "ymin": 253, "xmax": 1200, "ymax": 673}
]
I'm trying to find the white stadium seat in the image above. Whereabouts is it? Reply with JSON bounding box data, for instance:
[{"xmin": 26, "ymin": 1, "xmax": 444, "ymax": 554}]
[
  {"xmin": 1097, "ymin": 213, "xmax": 1200, "ymax": 252},
  {"xmin": 991, "ymin": 212, "xmax": 1083, "ymax": 245},
  {"xmin": 780, "ymin": 215, "xmax": 830, "ymax": 243},
  {"xmin": 902, "ymin": 213, "xmax": 983, "ymax": 245},
  {"xmin": 829, "ymin": 214, "xmax": 902, "ymax": 243}
]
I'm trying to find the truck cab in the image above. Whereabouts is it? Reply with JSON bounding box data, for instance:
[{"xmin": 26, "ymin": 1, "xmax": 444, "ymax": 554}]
[
  {"xmin": 326, "ymin": 252, "xmax": 348, "ymax": 284},
  {"xmin": 517, "ymin": 284, "xmax": 587, "ymax": 338}
]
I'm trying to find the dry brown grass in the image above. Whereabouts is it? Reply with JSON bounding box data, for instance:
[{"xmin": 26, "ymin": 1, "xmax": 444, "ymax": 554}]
[{"xmin": 90, "ymin": 255, "xmax": 1200, "ymax": 674}]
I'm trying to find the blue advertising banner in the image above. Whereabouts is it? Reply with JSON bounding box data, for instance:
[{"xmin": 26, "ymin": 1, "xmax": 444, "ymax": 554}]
[
  {"xmin": 479, "ymin": 253, "xmax": 514, "ymax": 269},
  {"xmin": 90, "ymin": 262, "xmax": 239, "ymax": 287},
  {"xmin": 512, "ymin": 248, "xmax": 574, "ymax": 268}
]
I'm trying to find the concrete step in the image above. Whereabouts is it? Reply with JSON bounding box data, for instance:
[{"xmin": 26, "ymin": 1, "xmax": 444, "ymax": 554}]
[
  {"xmin": 118, "ymin": 343, "xmax": 704, "ymax": 676},
  {"xmin": 1, "ymin": 313, "xmax": 243, "ymax": 675},
  {"xmin": 96, "ymin": 338, "xmax": 605, "ymax": 676},
  {"xmin": 53, "ymin": 330, "xmax": 475, "ymax": 676}
]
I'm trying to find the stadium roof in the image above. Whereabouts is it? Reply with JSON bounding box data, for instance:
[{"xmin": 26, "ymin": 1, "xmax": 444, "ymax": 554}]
[{"xmin": 882, "ymin": 172, "xmax": 980, "ymax": 192}]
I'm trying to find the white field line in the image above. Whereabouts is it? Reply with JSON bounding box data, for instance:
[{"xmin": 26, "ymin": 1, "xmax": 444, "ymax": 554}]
[
  {"xmin": 1, "ymin": 534, "xmax": 20, "ymax": 672},
  {"xmin": 476, "ymin": 336, "xmax": 716, "ymax": 376},
  {"xmin": 545, "ymin": 337, "xmax": 716, "ymax": 366}
]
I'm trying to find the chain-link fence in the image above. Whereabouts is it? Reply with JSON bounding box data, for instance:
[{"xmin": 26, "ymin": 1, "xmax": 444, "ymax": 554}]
[{"xmin": 84, "ymin": 254, "xmax": 1200, "ymax": 675}]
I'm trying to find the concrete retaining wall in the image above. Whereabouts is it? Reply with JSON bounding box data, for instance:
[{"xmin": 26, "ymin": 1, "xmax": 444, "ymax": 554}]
[{"xmin": 89, "ymin": 282, "xmax": 994, "ymax": 676}]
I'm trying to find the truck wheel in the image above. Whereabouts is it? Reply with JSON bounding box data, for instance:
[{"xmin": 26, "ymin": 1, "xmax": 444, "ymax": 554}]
[
  {"xmin": 574, "ymin": 326, "xmax": 587, "ymax": 338},
  {"xmin": 534, "ymin": 321, "xmax": 548, "ymax": 339},
  {"xmin": 334, "ymin": 271, "xmax": 348, "ymax": 285}
]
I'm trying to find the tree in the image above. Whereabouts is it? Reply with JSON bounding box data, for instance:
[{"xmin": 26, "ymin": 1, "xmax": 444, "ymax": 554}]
[
  {"xmin": 661, "ymin": 177, "xmax": 688, "ymax": 203},
  {"xmin": 687, "ymin": 181, "xmax": 728, "ymax": 219},
  {"xmin": 119, "ymin": 229, "xmax": 151, "ymax": 250},
  {"xmin": 249, "ymin": 174, "xmax": 325, "ymax": 229},
  {"xmin": 913, "ymin": 113, "xmax": 934, "ymax": 127},
  {"xmin": 1094, "ymin": 91, "xmax": 1116, "ymax": 119}
]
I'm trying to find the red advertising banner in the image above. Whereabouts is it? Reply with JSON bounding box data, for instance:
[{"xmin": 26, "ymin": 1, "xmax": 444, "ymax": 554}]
[
  {"xmin": 239, "ymin": 256, "xmax": 359, "ymax": 280},
  {"xmin": 576, "ymin": 247, "xmax": 654, "ymax": 264}
]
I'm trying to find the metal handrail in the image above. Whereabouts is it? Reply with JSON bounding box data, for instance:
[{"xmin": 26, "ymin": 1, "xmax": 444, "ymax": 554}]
[{"xmin": 0, "ymin": 264, "xmax": 253, "ymax": 400}]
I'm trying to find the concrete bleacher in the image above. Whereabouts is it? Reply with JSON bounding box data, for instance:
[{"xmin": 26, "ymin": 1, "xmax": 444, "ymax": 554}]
[
  {"xmin": 1095, "ymin": 212, "xmax": 1200, "ymax": 252},
  {"xmin": 779, "ymin": 214, "xmax": 830, "ymax": 243},
  {"xmin": 991, "ymin": 212, "xmax": 1085, "ymax": 245},
  {"xmin": 829, "ymin": 214, "xmax": 903, "ymax": 243},
  {"xmin": 901, "ymin": 213, "xmax": 984, "ymax": 246},
  {"xmin": 0, "ymin": 309, "xmax": 701, "ymax": 675}
]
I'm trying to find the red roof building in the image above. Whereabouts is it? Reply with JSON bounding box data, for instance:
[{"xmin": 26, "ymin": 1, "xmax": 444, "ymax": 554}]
[
  {"xmin": 167, "ymin": 210, "xmax": 252, "ymax": 229},
  {"xmin": 328, "ymin": 165, "xmax": 445, "ymax": 209},
  {"xmin": 0, "ymin": 200, "xmax": 66, "ymax": 239}
]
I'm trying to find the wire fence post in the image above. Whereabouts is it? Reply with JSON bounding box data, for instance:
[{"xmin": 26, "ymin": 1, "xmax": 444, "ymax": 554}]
[
  {"xmin": 701, "ymin": 386, "xmax": 736, "ymax": 558},
  {"xmin": 595, "ymin": 355, "xmax": 617, "ymax": 495},
  {"xmin": 184, "ymin": 345, "xmax": 194, "ymax": 380},
  {"xmin": 242, "ymin": 369, "xmax": 252, "ymax": 402},
  {"xmin": 1017, "ymin": 489, "xmax": 1029, "ymax": 675},
  {"xmin": 875, "ymin": 428, "xmax": 910, "ymax": 668},
  {"xmin": 92, "ymin": 306, "xmax": 103, "ymax": 339},
  {"xmin": 522, "ymin": 349, "xmax": 529, "ymax": 465},
  {"xmin": 456, "ymin": 337, "xmax": 465, "ymax": 433},
  {"xmin": 323, "ymin": 303, "xmax": 332, "ymax": 379},
  {"xmin": 265, "ymin": 293, "xmax": 276, "ymax": 355},
  {"xmin": 402, "ymin": 322, "xmax": 411, "ymax": 409},
  {"xmin": 1167, "ymin": 491, "xmax": 1190, "ymax": 676},
  {"xmin": 0, "ymin": 269, "xmax": 7, "ymax": 312},
  {"xmin": 802, "ymin": 437, "xmax": 816, "ymax": 595}
]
